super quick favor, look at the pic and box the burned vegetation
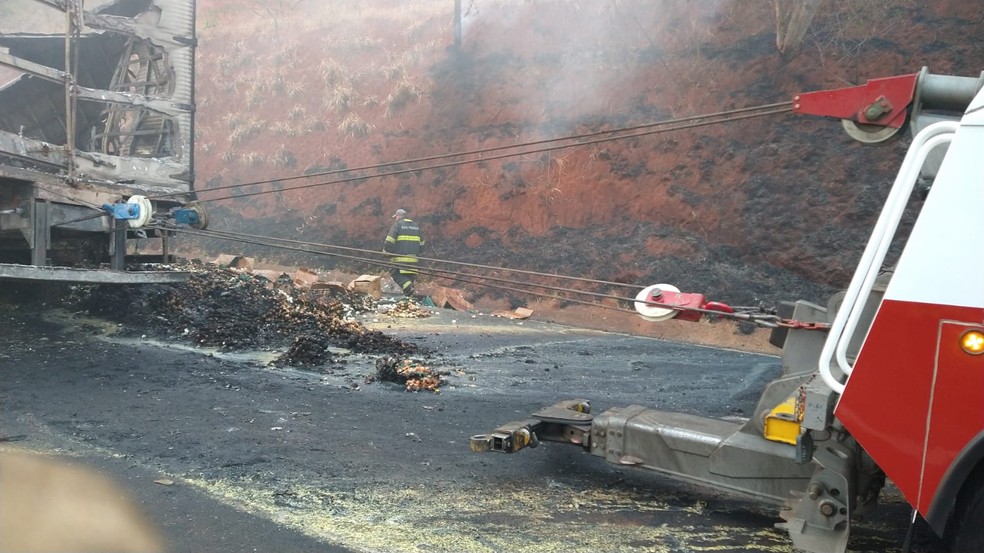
[65,264,439,389]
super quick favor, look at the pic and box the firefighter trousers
[390,269,416,297]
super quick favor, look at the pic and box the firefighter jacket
[384,217,424,274]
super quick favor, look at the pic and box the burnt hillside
[50,1,984,307]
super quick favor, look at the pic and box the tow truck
[471,68,984,553]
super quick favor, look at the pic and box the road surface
[0,299,940,552]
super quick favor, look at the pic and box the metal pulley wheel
[840,119,905,144]
[633,283,680,322]
[186,202,209,230]
[125,195,153,228]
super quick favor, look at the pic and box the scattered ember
[372,356,442,392]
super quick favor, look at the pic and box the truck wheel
[950,478,984,553]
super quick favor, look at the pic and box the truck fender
[926,429,984,536]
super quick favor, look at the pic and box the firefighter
[383,208,425,297]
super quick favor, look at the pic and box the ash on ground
[66,264,425,370]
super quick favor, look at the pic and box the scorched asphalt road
[0,300,941,553]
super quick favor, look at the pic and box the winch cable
[156,225,797,328]
[168,225,641,304]
[194,226,792,327]
[154,225,639,314]
[148,102,792,204]
[177,226,645,291]
[52,211,107,227]
[197,106,790,204]
[35,184,102,210]
[35,184,111,228]
[36,185,125,229]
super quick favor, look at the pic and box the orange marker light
[960,329,984,355]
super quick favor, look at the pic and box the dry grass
[245,83,266,108]
[221,52,250,74]
[287,105,306,121]
[222,113,243,130]
[273,145,296,168]
[304,117,327,132]
[270,121,299,137]
[313,2,447,32]
[336,35,383,51]
[228,118,267,145]
[242,152,264,167]
[212,53,232,73]
[286,82,305,100]
[275,42,300,65]
[217,75,247,95]
[337,113,374,138]
[553,155,569,176]
[319,58,347,87]
[385,79,422,116]
[380,63,405,81]
[267,75,286,93]
[323,84,359,113]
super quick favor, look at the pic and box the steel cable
[185,105,791,204]
[34,184,114,228]
[135,102,800,325]
[156,225,799,326]
[163,226,638,302]
[179,226,644,291]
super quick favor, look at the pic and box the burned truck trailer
[0,0,202,282]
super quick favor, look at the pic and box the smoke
[454,0,731,136]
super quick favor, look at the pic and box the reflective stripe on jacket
[384,218,424,273]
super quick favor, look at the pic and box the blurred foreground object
[0,450,162,553]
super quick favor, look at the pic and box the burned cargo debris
[69,265,423,368]
[371,356,443,393]
[382,298,434,319]
[273,334,346,370]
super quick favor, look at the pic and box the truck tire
[950,478,984,553]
